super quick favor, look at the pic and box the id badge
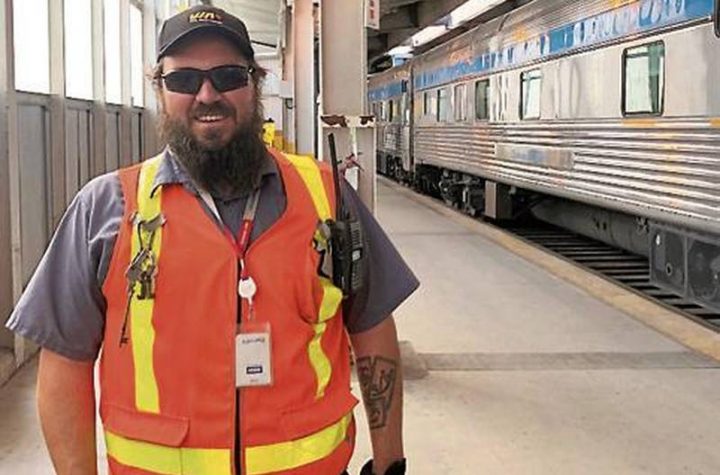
[236,321,273,387]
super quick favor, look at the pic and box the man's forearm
[350,316,404,474]
[38,349,98,475]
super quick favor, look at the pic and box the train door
[401,79,412,175]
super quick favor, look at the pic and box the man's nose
[195,77,221,103]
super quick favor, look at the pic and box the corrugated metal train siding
[415,120,720,230]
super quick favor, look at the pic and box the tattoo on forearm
[356,356,397,430]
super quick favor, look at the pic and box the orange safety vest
[99,150,358,475]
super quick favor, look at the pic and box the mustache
[192,102,234,119]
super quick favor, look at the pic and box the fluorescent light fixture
[451,0,506,26]
[411,25,449,47]
[388,45,414,56]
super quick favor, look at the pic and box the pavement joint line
[399,340,428,380]
[0,350,16,389]
[418,351,720,371]
[380,177,720,363]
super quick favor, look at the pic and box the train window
[424,91,437,118]
[14,0,50,93]
[65,0,94,100]
[437,88,450,122]
[475,79,490,121]
[105,0,122,104]
[521,69,542,120]
[623,42,665,116]
[454,84,467,122]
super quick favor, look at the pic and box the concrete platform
[3,181,720,474]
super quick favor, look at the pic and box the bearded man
[6,6,417,475]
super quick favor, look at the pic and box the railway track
[501,223,720,332]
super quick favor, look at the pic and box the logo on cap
[189,11,223,24]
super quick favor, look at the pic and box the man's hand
[37,349,98,475]
[350,316,404,475]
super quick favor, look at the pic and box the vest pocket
[102,403,233,475]
[101,403,190,446]
[280,390,358,441]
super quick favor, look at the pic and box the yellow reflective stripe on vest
[285,154,332,220]
[105,430,231,475]
[311,276,343,396]
[132,154,163,413]
[245,413,352,475]
[284,154,343,398]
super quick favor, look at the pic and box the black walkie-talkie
[327,133,364,296]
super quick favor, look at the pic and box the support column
[292,0,316,156]
[49,0,67,217]
[92,0,108,176]
[319,0,376,210]
[0,0,14,366]
[119,0,133,167]
[280,2,296,153]
[142,0,159,157]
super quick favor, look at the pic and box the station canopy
[211,0,529,64]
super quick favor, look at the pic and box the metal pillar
[49,0,68,216]
[280,2,296,153]
[319,0,376,210]
[92,0,108,177]
[142,0,159,158]
[0,0,14,363]
[119,0,133,167]
[4,0,24,367]
[292,0,316,156]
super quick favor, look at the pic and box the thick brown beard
[159,104,268,200]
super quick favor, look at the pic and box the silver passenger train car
[369,0,720,311]
[368,61,413,183]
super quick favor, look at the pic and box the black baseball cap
[157,5,255,62]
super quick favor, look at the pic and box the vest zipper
[235,259,242,474]
[235,388,241,474]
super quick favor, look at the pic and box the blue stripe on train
[410,0,714,92]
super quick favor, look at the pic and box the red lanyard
[222,190,261,265]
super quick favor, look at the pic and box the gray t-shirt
[5,150,419,361]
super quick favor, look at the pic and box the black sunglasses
[162,65,254,95]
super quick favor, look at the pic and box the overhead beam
[369,0,470,60]
[415,0,468,27]
[369,0,534,62]
[379,4,419,30]
[380,0,421,15]
[368,34,388,54]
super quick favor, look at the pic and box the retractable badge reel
[236,263,273,388]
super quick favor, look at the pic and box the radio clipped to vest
[323,133,365,297]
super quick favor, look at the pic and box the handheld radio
[326,133,365,297]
